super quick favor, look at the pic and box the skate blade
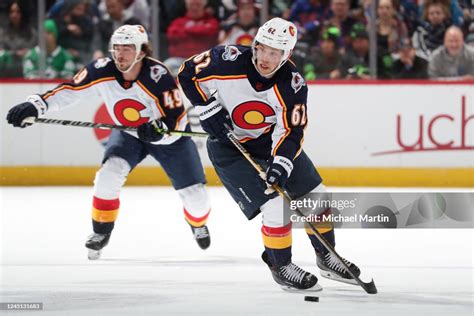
[280,283,323,293]
[320,270,358,285]
[88,249,102,260]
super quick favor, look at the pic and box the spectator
[93,0,141,58]
[399,0,420,35]
[0,49,15,78]
[392,39,428,78]
[373,0,408,54]
[412,1,451,60]
[219,0,259,46]
[166,0,219,61]
[324,0,358,50]
[289,0,332,43]
[466,33,474,47]
[270,0,294,19]
[97,0,150,29]
[54,0,94,65]
[122,0,150,29]
[339,23,393,79]
[418,0,464,27]
[428,25,474,78]
[23,19,76,79]
[303,26,343,79]
[0,0,37,77]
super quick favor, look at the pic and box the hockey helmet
[252,17,298,77]
[109,24,148,73]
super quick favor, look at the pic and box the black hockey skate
[85,233,111,260]
[190,225,210,250]
[262,251,322,292]
[317,251,361,285]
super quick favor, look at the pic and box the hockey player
[178,18,360,291]
[6,25,212,259]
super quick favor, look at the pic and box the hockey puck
[304,296,319,302]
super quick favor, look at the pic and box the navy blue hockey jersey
[178,45,308,160]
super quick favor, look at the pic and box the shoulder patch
[291,72,305,94]
[150,64,167,83]
[94,57,112,69]
[222,45,242,62]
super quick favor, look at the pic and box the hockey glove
[137,120,165,142]
[194,97,232,143]
[6,95,48,128]
[6,102,38,128]
[265,156,294,193]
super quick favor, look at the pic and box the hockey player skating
[178,17,360,291]
[6,25,212,259]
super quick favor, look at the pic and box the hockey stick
[22,117,209,138]
[224,124,377,294]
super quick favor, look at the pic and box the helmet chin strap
[114,51,145,74]
[251,55,287,79]
[251,43,292,78]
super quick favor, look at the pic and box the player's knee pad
[93,157,131,200]
[261,196,290,227]
[307,183,332,216]
[311,183,327,194]
[305,183,333,233]
[177,183,210,217]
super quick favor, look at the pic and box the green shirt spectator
[22,19,76,79]
[23,46,76,79]
[0,49,15,77]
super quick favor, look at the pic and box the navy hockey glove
[194,97,232,143]
[6,102,39,128]
[6,95,48,128]
[137,120,165,142]
[266,155,294,189]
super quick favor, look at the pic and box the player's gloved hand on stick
[137,120,165,142]
[6,102,39,128]
[194,97,232,143]
[265,156,294,194]
[6,95,47,128]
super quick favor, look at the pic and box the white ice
[1,186,473,315]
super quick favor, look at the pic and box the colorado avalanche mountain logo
[291,72,305,93]
[150,65,167,83]
[222,45,242,61]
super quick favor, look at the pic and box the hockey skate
[317,251,361,285]
[190,225,211,250]
[262,251,322,292]
[85,233,111,260]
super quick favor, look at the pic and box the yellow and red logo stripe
[184,208,210,227]
[92,197,119,223]
[261,223,292,249]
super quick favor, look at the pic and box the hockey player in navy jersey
[6,25,212,259]
[178,18,361,291]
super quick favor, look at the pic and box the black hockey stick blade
[362,279,377,294]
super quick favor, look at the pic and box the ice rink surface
[1,186,473,315]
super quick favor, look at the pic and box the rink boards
[0,80,473,187]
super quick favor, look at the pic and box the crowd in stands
[0,0,472,79]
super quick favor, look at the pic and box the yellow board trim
[0,167,473,187]
[262,233,292,249]
[92,208,119,223]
